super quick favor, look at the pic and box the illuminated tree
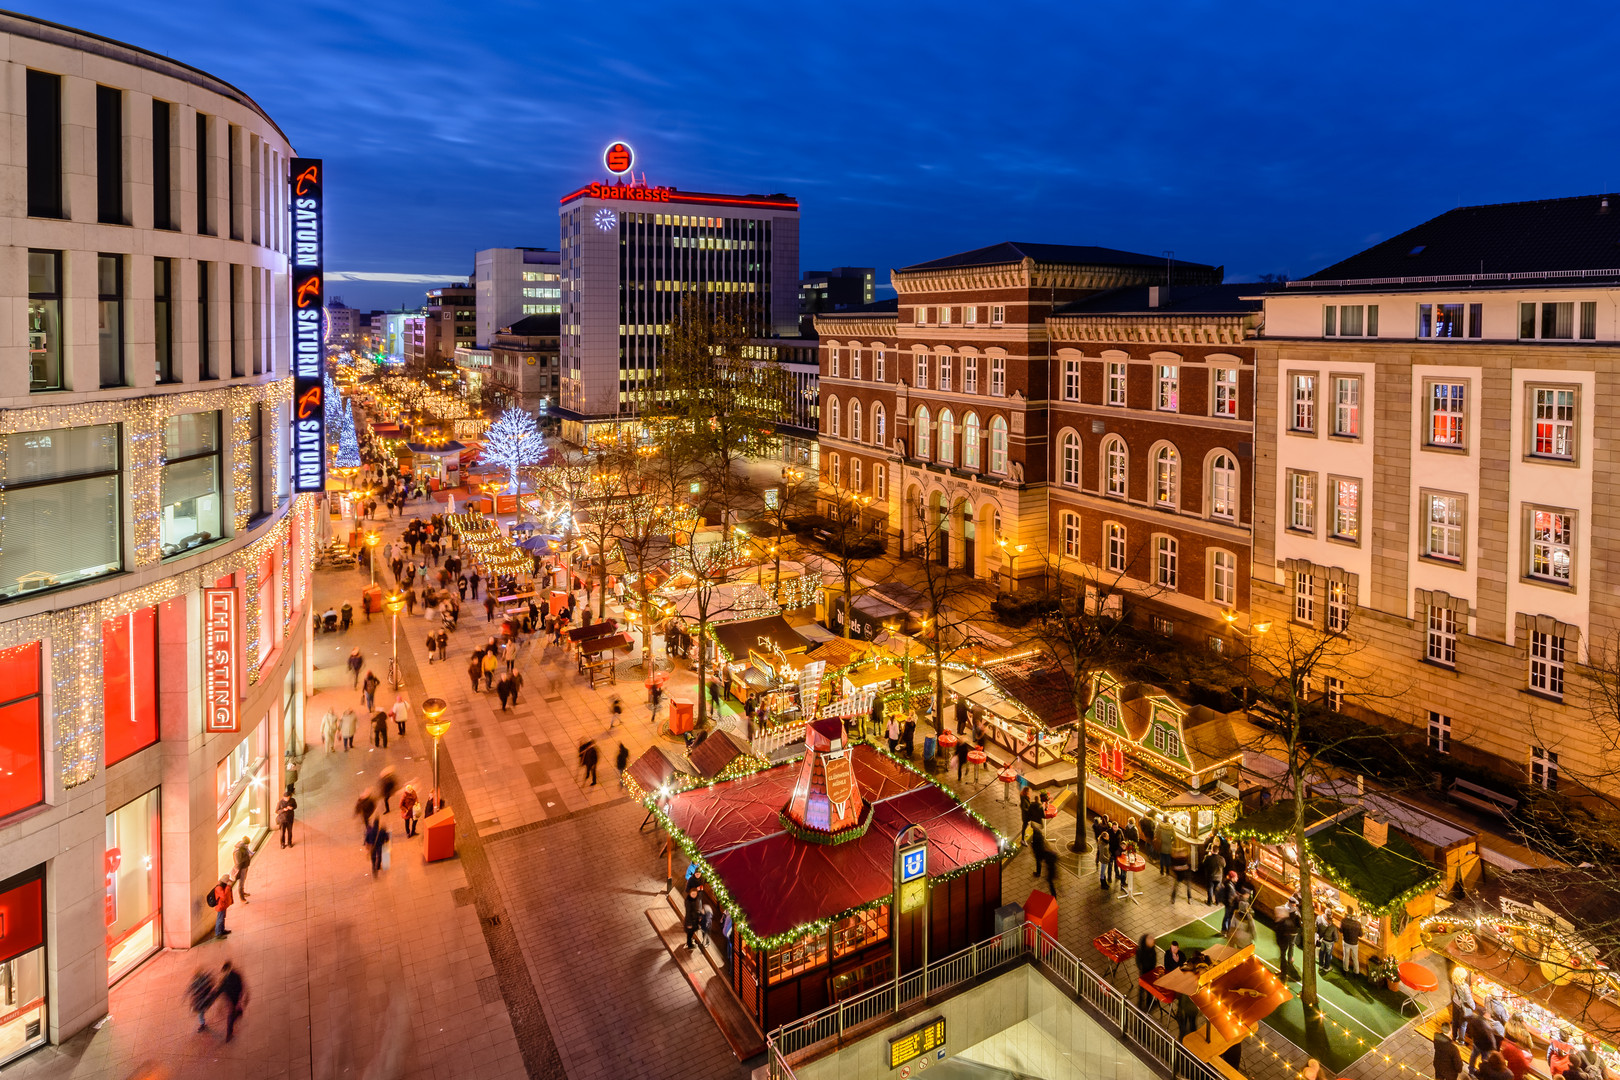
[478,407,546,517]
[335,400,361,469]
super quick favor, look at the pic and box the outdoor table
[967,746,987,783]
[1137,967,1175,1016]
[1043,800,1059,819]
[1116,851,1148,904]
[937,731,959,751]
[1398,960,1438,1015]
[1093,929,1136,978]
[997,764,1018,801]
[566,622,616,644]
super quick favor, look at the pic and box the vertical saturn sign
[290,158,325,492]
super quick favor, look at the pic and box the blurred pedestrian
[425,631,438,663]
[340,707,358,750]
[366,817,390,876]
[347,648,364,688]
[610,695,623,728]
[276,785,297,848]
[371,709,389,749]
[321,708,339,753]
[467,653,482,694]
[481,649,497,690]
[362,670,380,713]
[185,968,216,1032]
[582,739,599,786]
[615,742,630,787]
[399,785,419,838]
[232,836,253,902]
[207,961,248,1042]
[377,767,398,813]
[391,694,410,737]
[485,595,496,623]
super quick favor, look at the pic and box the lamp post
[385,590,405,688]
[1220,610,1271,689]
[997,537,1027,593]
[422,697,450,806]
[365,530,380,586]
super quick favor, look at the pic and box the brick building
[1044,285,1262,646]
[1255,194,1620,796]
[814,243,1220,586]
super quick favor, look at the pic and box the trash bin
[1025,889,1058,948]
[363,584,383,614]
[994,901,1024,936]
[424,806,456,862]
[668,699,694,735]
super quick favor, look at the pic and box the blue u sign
[901,846,927,883]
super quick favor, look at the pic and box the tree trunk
[1291,743,1319,1014]
[1071,683,1091,854]
[842,571,854,640]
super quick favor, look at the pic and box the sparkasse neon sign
[587,180,673,202]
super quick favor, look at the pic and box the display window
[0,643,44,820]
[105,788,161,983]
[103,607,159,766]
[0,868,46,1066]
[216,723,269,877]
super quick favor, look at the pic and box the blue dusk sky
[38,0,1620,311]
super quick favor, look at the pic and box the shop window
[216,723,269,877]
[0,643,44,819]
[831,903,889,957]
[27,250,63,392]
[0,425,122,596]
[105,788,162,984]
[766,931,829,983]
[103,607,159,766]
[0,867,46,1066]
[161,411,222,557]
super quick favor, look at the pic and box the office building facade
[473,247,560,349]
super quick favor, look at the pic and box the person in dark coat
[1163,941,1186,973]
[1478,1053,1514,1080]
[1434,1033,1465,1080]
[1028,827,1058,893]
[1276,904,1302,979]
[276,786,297,848]
[954,696,969,735]
[615,742,630,787]
[1134,934,1159,1010]
[954,738,970,779]
[581,739,599,786]
[684,875,706,949]
[1316,912,1339,973]
[1468,1006,1502,1074]
[371,709,389,749]
[1204,849,1226,904]
[208,961,248,1042]
[186,968,216,1032]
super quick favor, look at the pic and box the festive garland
[1226,817,1440,917]
[777,802,875,846]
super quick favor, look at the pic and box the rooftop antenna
[1163,250,1174,287]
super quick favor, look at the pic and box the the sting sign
[203,587,239,733]
[289,158,325,493]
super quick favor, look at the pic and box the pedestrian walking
[482,649,498,690]
[582,739,600,786]
[340,707,358,750]
[425,632,438,663]
[615,742,630,787]
[366,818,390,877]
[1028,826,1058,893]
[276,785,297,848]
[207,873,233,937]
[684,875,705,950]
[321,708,339,753]
[503,638,517,674]
[1340,911,1364,975]
[185,968,216,1032]
[436,628,448,659]
[458,575,468,600]
[371,709,389,749]
[347,648,364,688]
[400,785,419,838]
[1434,1032,1465,1080]
[609,695,623,728]
[208,961,248,1042]
[391,693,410,737]
[496,673,514,710]
[485,595,496,623]
[232,836,253,901]
[362,670,380,713]
[469,570,481,598]
[377,767,398,813]
[954,738,970,780]
[467,654,482,694]
[886,715,901,754]
[1135,934,1159,1010]
[1276,903,1302,981]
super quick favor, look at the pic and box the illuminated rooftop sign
[604,141,634,175]
[560,180,798,211]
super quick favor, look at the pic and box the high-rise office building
[473,247,561,349]
[799,266,875,332]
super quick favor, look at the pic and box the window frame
[826,394,840,438]
[1105,522,1126,573]
[1060,432,1080,488]
[1325,579,1350,633]
[1106,360,1127,407]
[160,410,224,558]
[1294,572,1315,624]
[963,354,977,394]
[1286,470,1316,534]
[0,424,124,596]
[988,416,1008,475]
[1156,364,1179,412]
[1289,372,1316,434]
[937,352,952,392]
[990,356,1006,397]
[1428,711,1451,755]
[991,305,1005,325]
[1155,534,1178,589]
[1426,605,1458,666]
[1527,384,1579,463]
[0,642,45,819]
[1209,453,1237,522]
[1061,512,1080,558]
[1329,475,1361,544]
[1421,490,1466,565]
[1153,445,1179,509]
[962,413,980,470]
[872,403,886,448]
[1330,374,1361,438]
[27,248,64,393]
[1425,379,1468,450]
[1210,548,1237,607]
[1525,505,1575,586]
[914,352,928,389]
[874,350,886,382]
[1062,357,1081,402]
[937,409,955,465]
[914,406,931,459]
[1528,632,1566,699]
[1212,367,1239,417]
[1104,438,1127,498]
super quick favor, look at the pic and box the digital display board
[889,1016,946,1070]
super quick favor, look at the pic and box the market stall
[708,614,814,711]
[1082,671,1247,844]
[1231,798,1443,963]
[579,632,632,687]
[941,654,1078,770]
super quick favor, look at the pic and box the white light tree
[335,400,361,469]
[477,407,546,520]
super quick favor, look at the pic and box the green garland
[1225,820,1440,917]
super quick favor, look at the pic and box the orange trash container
[1024,889,1058,949]
[423,807,457,862]
[668,699,694,735]
[363,584,383,614]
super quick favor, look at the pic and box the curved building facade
[0,13,316,1062]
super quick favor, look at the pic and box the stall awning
[1236,800,1442,913]
[710,615,812,664]
[579,633,633,656]
[689,730,753,780]
[980,655,1077,729]
[627,745,698,797]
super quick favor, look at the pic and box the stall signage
[289,157,326,493]
[203,587,239,733]
[824,750,854,810]
[890,1016,946,1070]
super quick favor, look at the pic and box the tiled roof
[983,655,1077,729]
[900,242,1215,275]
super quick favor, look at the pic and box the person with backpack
[207,873,233,937]
[362,670,381,713]
[185,968,216,1033]
[276,785,297,848]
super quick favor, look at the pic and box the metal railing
[1286,266,1620,288]
[765,926,1224,1080]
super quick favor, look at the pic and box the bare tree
[818,486,889,640]
[750,464,818,600]
[906,503,989,727]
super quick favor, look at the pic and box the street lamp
[997,536,1027,593]
[422,697,450,806]
[385,590,406,688]
[365,530,381,586]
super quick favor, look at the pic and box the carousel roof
[662,743,1002,941]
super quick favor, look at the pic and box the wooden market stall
[1232,798,1443,964]
[579,632,632,686]
[939,654,1080,772]
[1082,671,1247,844]
[708,614,814,713]
[648,718,1006,1032]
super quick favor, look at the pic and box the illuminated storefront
[0,868,46,1066]
[105,789,161,984]
[217,723,270,876]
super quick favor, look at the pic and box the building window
[0,425,122,596]
[828,348,839,378]
[1425,605,1458,666]
[1324,676,1344,712]
[246,405,265,519]
[939,306,952,326]
[1150,615,1174,637]
[914,407,930,459]
[1326,580,1349,633]
[848,400,861,442]
[1528,508,1573,584]
[829,454,841,488]
[1156,536,1178,588]
[1580,301,1597,340]
[1062,512,1080,557]
[1424,493,1464,561]
[914,306,925,326]
[0,643,44,818]
[103,606,159,765]
[1325,304,1378,337]
[1105,523,1126,573]
[1294,573,1315,623]
[195,112,211,235]
[992,305,1005,325]
[989,416,1008,474]
[874,350,885,381]
[1105,439,1127,497]
[1211,549,1237,607]
[1541,302,1574,340]
[1210,454,1237,520]
[938,353,952,392]
[161,412,223,557]
[1213,367,1238,417]
[1418,303,1467,338]
[962,413,980,470]
[1428,382,1466,447]
[914,352,928,389]
[1331,478,1360,542]
[26,69,63,219]
[937,410,955,465]
[1107,361,1127,406]
[872,404,886,448]
[1153,446,1178,508]
[964,306,978,325]
[96,85,125,225]
[851,458,861,492]
[98,255,126,388]
[1061,433,1080,487]
[1530,746,1558,789]
[850,349,861,380]
[873,466,885,501]
[826,395,840,437]
[1428,711,1451,755]
[1291,374,1316,433]
[1332,376,1360,437]
[1530,386,1576,459]
[1063,358,1081,401]
[199,262,215,379]
[105,786,163,984]
[990,356,1006,397]
[964,355,977,394]
[1528,632,1565,697]
[1156,365,1179,411]
[27,250,63,392]
[154,258,176,383]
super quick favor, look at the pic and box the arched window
[1210,453,1237,520]
[1105,523,1126,572]
[915,406,931,458]
[963,413,981,469]
[1156,535,1178,588]
[1061,511,1080,557]
[989,416,1008,474]
[1154,445,1179,508]
[873,403,886,448]
[938,409,955,464]
[1105,438,1127,497]
[1211,549,1237,606]
[848,399,862,443]
[1061,432,1080,487]
[827,395,840,438]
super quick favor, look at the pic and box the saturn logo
[604,141,634,175]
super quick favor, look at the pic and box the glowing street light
[365,531,380,586]
[385,590,406,688]
[422,697,451,805]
